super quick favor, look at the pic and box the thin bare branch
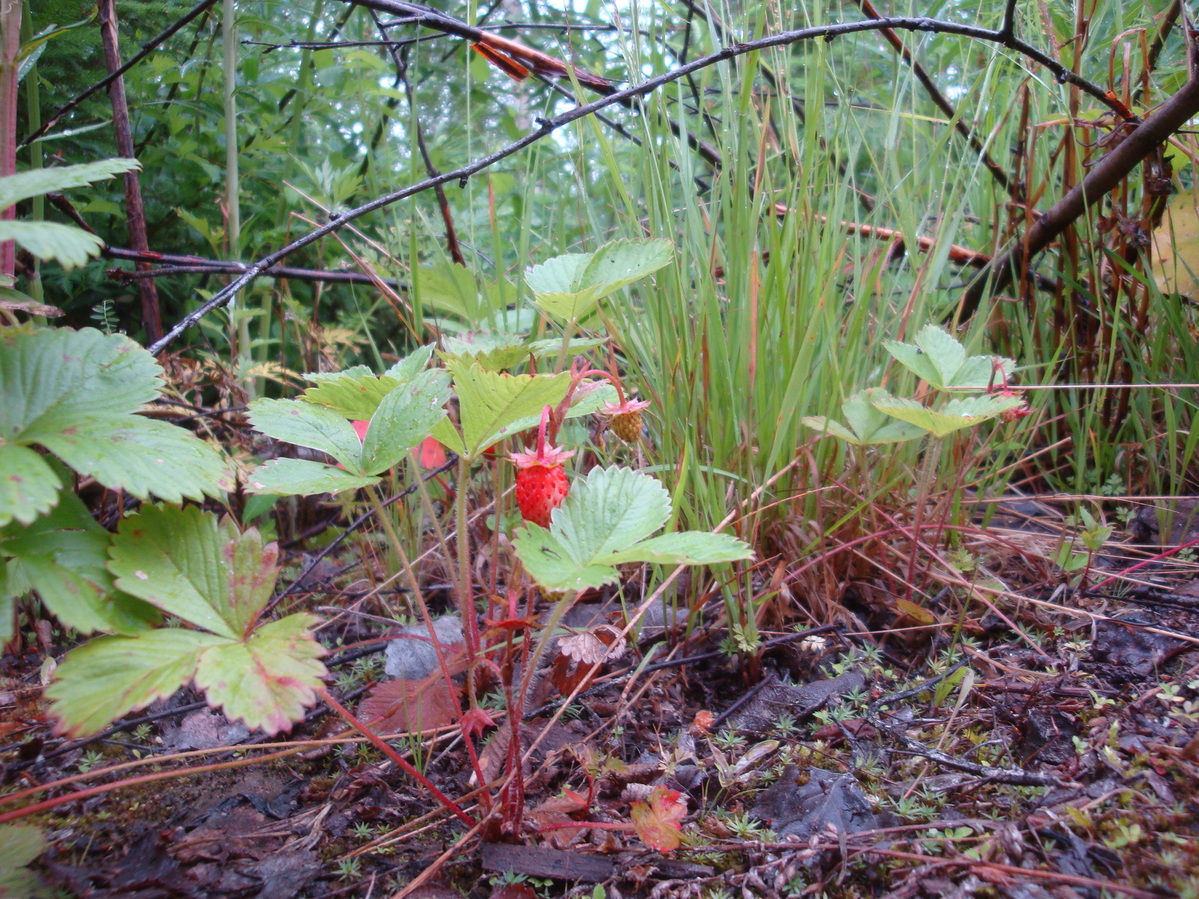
[148,13,1156,355]
[103,246,402,289]
[21,0,218,148]
[960,39,1199,318]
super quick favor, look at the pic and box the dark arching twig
[959,34,1199,319]
[370,8,464,265]
[20,0,219,148]
[147,14,1160,356]
[856,0,1011,194]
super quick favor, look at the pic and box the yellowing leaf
[630,786,687,852]
[193,614,327,736]
[1153,193,1199,299]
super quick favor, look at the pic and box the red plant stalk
[320,687,476,828]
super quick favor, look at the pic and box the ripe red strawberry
[512,457,571,527]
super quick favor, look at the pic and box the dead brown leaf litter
[4,503,1199,898]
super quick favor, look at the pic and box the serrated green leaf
[513,467,752,590]
[802,389,925,446]
[193,613,326,736]
[304,364,376,382]
[248,398,364,469]
[0,158,140,208]
[246,458,381,496]
[512,524,624,591]
[383,344,435,381]
[46,628,222,738]
[361,369,451,474]
[108,505,278,639]
[870,390,1025,437]
[436,333,606,371]
[553,466,672,564]
[530,287,604,323]
[0,220,103,268]
[300,374,401,419]
[577,238,674,299]
[429,416,466,456]
[2,492,158,636]
[0,328,227,506]
[884,325,1014,390]
[528,240,673,323]
[1,328,159,437]
[37,416,230,505]
[800,415,861,443]
[0,444,61,526]
[525,252,591,295]
[602,531,751,566]
[447,359,572,457]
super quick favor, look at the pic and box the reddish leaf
[630,787,687,852]
[358,675,460,734]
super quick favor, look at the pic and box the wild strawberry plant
[45,504,327,737]
[803,325,1029,444]
[239,238,751,835]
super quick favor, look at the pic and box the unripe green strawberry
[610,409,644,443]
[601,397,651,444]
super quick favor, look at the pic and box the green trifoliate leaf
[0,158,140,208]
[107,505,277,639]
[361,369,451,474]
[246,458,380,496]
[869,389,1026,437]
[47,506,329,737]
[801,389,924,446]
[514,466,752,591]
[447,359,572,458]
[46,628,223,738]
[527,239,673,323]
[193,613,326,736]
[248,398,364,470]
[883,324,1014,390]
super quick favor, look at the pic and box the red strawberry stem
[542,359,629,445]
